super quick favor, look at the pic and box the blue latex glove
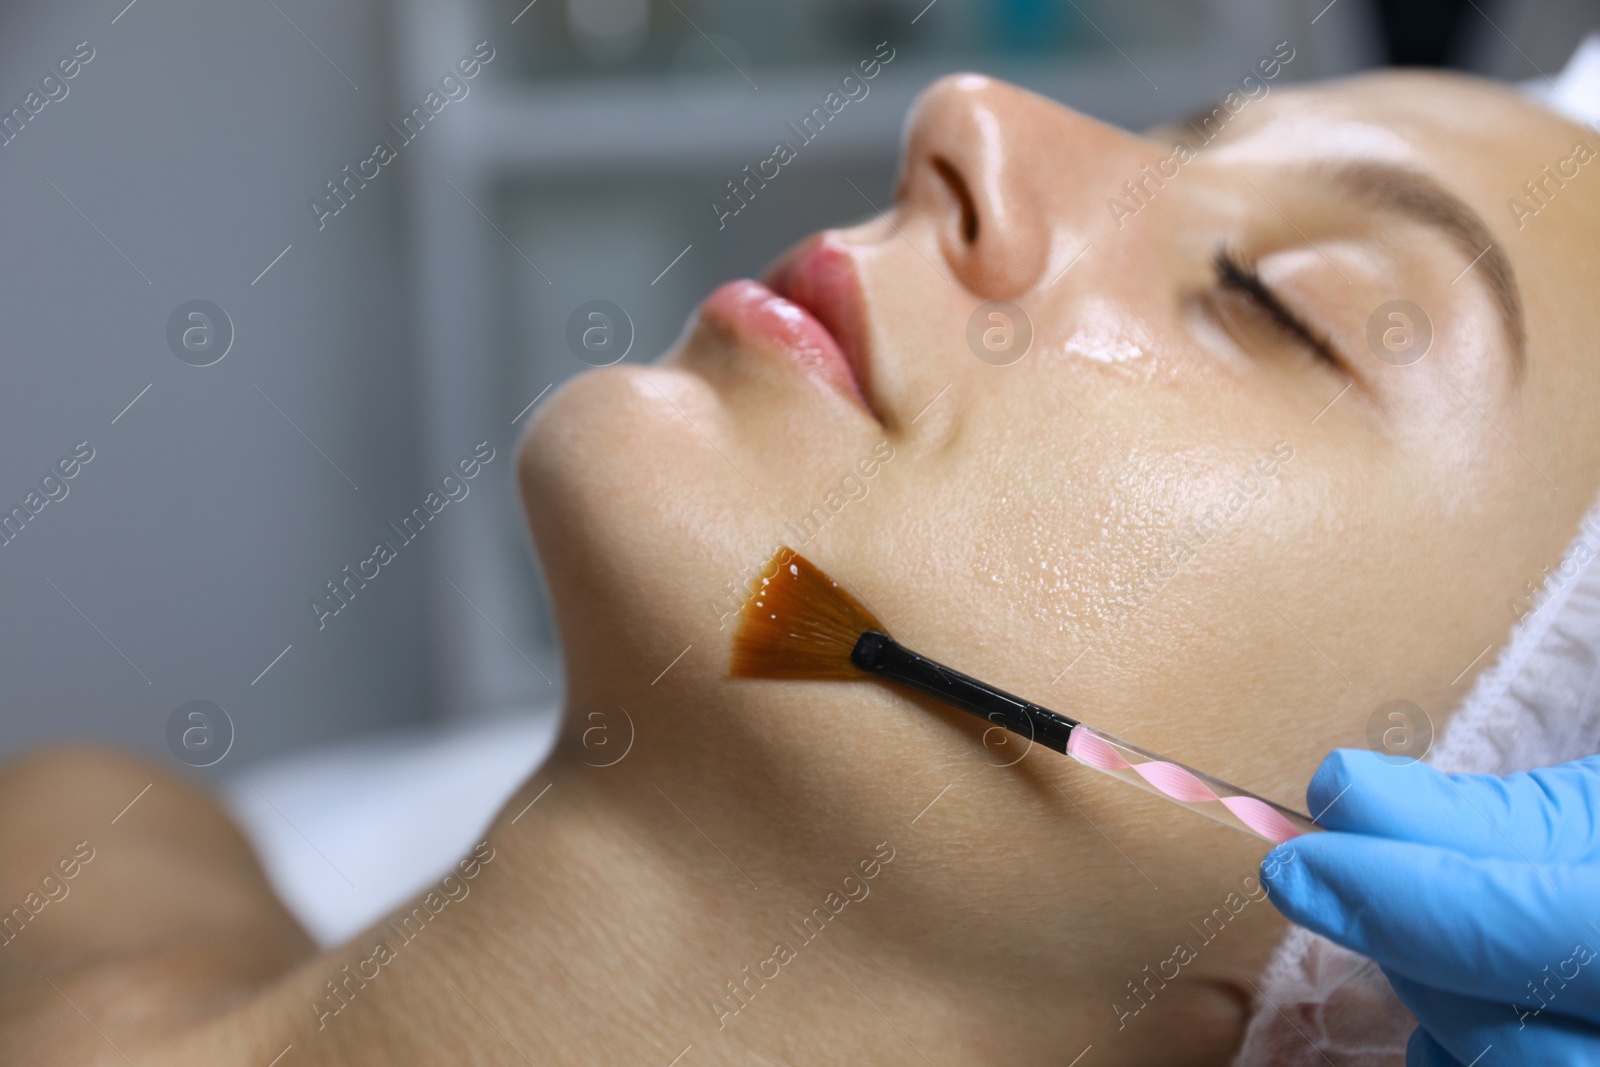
[1261,749,1600,1067]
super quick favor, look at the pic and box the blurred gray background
[0,0,1591,777]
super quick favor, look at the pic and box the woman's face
[519,66,1600,972]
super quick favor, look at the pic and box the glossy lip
[766,235,874,407]
[701,280,870,413]
[696,234,880,421]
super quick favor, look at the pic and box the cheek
[865,364,1322,730]
[966,444,1176,643]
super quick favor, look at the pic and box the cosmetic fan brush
[729,548,1318,844]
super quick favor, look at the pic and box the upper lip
[765,235,875,413]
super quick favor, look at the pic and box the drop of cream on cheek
[1052,297,1155,369]
[1062,323,1145,364]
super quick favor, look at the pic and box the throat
[234,741,1254,1067]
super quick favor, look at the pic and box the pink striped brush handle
[1066,726,1319,844]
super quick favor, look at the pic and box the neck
[215,707,1257,1066]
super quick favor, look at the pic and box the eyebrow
[1321,161,1526,374]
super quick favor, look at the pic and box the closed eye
[1212,246,1341,370]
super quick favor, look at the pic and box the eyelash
[1211,246,1341,369]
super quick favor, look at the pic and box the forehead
[1189,72,1572,178]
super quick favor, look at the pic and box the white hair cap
[1233,35,1600,1066]
[1524,33,1600,127]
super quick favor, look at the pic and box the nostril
[930,155,979,244]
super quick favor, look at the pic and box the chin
[516,362,752,692]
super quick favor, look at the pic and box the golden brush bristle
[728,548,884,680]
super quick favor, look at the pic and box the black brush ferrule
[851,631,1077,755]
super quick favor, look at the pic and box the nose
[897,74,1145,300]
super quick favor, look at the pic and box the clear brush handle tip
[1066,725,1318,844]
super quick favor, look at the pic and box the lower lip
[701,280,867,409]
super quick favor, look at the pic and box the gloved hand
[1261,748,1600,1067]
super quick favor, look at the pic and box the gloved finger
[1307,749,1600,859]
[1306,749,1600,861]
[1406,1028,1461,1067]
[1390,971,1600,1067]
[1264,831,1600,1015]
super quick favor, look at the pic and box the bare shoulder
[0,745,313,1065]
